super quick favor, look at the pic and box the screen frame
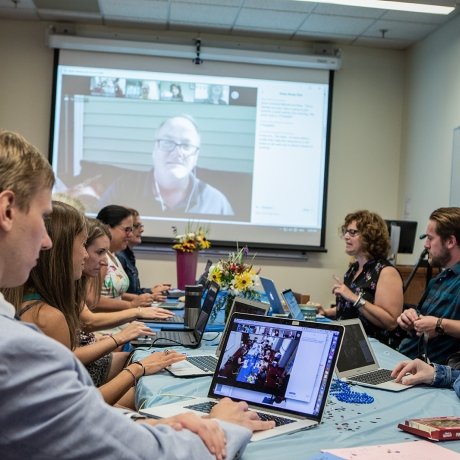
[48,49,335,255]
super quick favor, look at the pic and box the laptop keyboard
[185,401,296,427]
[187,355,218,372]
[161,315,183,323]
[350,368,394,385]
[156,331,195,343]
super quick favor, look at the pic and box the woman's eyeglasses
[342,228,360,237]
[118,225,133,234]
[133,223,144,230]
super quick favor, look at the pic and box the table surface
[133,336,460,459]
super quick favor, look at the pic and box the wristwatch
[435,317,445,335]
[353,292,366,310]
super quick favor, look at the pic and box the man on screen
[99,114,234,216]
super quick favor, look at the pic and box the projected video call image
[217,324,300,404]
[51,59,331,249]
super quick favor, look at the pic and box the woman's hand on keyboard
[209,397,276,433]
[114,321,155,345]
[140,349,186,375]
[138,306,174,320]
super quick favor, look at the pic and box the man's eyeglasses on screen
[156,139,199,157]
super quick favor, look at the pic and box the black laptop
[131,281,220,349]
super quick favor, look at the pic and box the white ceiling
[0,0,459,50]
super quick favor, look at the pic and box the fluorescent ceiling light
[295,0,455,14]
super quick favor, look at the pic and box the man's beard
[429,245,451,268]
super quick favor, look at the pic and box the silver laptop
[131,282,219,349]
[335,318,412,392]
[167,297,269,378]
[260,277,286,315]
[140,312,344,442]
[281,289,304,321]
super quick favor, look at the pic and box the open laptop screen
[209,314,343,421]
[336,321,376,373]
[193,281,220,339]
[281,289,304,321]
[260,277,285,315]
[216,297,269,356]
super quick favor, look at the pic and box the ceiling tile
[236,7,307,29]
[364,19,437,40]
[100,0,169,20]
[176,0,241,5]
[34,0,100,13]
[244,0,316,13]
[299,13,375,35]
[170,3,240,26]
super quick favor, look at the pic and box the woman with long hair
[7,201,184,408]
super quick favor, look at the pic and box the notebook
[140,312,344,442]
[335,318,412,392]
[281,289,304,321]
[131,281,219,349]
[260,277,286,315]
[167,297,270,377]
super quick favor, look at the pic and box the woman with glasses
[117,207,171,299]
[320,210,403,344]
[94,205,173,320]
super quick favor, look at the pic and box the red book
[398,416,460,441]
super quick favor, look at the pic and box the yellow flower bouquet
[208,246,261,320]
[172,223,211,252]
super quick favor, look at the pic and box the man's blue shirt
[399,262,460,364]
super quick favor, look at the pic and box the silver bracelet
[353,292,363,307]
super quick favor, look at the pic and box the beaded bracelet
[122,367,137,387]
[108,335,119,349]
[132,361,146,376]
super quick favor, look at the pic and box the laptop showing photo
[140,312,344,442]
[215,297,269,357]
[281,289,304,321]
[335,318,412,392]
[167,297,270,378]
[260,277,286,315]
[131,281,219,349]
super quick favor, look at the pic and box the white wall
[401,13,460,254]
[0,21,54,153]
[0,19,406,307]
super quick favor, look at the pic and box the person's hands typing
[391,358,434,386]
[113,321,155,345]
[139,306,174,320]
[152,283,172,302]
[209,397,275,434]
[140,349,186,375]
